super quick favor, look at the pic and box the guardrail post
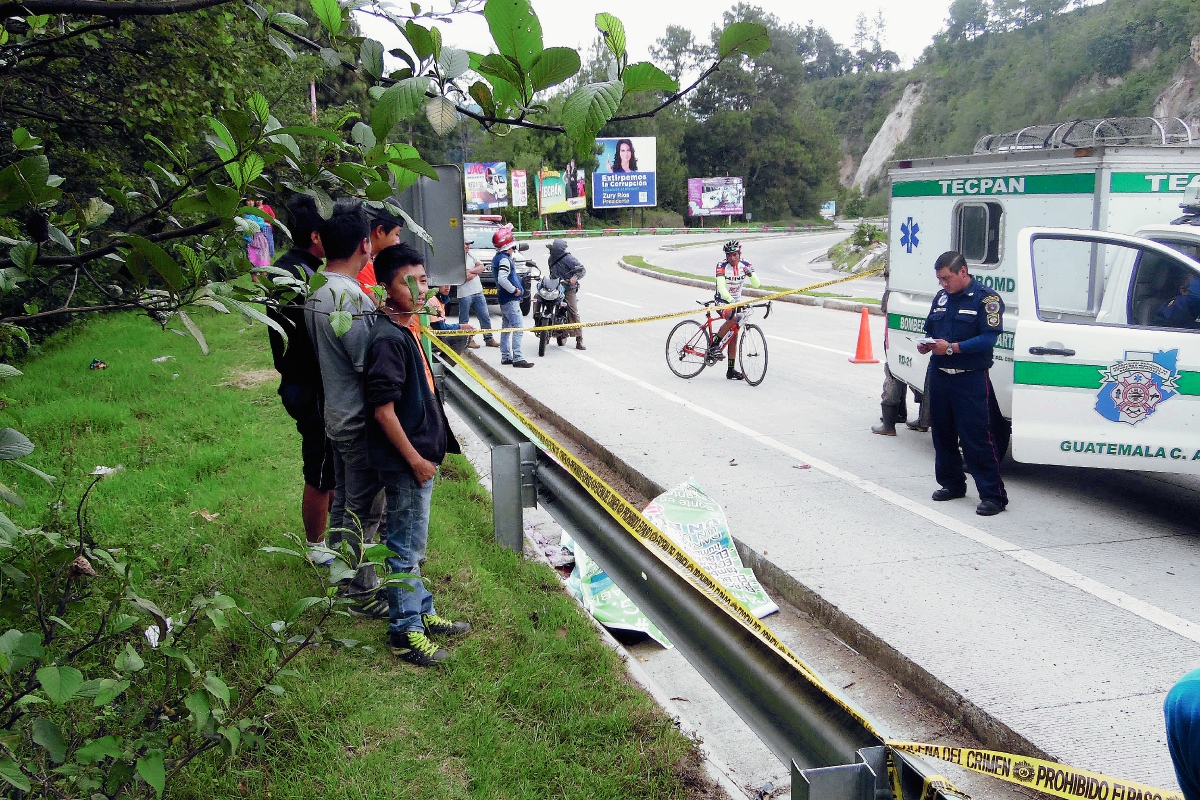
[793,760,876,800]
[490,442,538,552]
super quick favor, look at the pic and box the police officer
[917,251,1009,516]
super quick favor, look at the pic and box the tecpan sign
[892,173,1096,197]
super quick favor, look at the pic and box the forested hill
[821,0,1200,203]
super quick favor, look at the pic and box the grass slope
[8,311,714,799]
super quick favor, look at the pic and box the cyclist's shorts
[715,295,746,322]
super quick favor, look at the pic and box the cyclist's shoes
[422,613,471,637]
[726,368,744,381]
[390,630,449,666]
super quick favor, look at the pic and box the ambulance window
[1128,248,1200,329]
[954,203,1002,265]
[1147,238,1200,262]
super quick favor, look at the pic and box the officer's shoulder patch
[984,295,1001,314]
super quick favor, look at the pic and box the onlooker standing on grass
[491,224,532,369]
[365,243,471,666]
[304,200,388,618]
[1166,668,1200,800]
[548,238,587,351]
[266,195,337,566]
[459,240,496,349]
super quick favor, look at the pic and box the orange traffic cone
[848,307,879,364]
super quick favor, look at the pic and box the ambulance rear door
[1011,227,1200,472]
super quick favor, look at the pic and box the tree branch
[609,62,719,122]
[0,0,234,17]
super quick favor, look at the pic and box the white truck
[883,120,1200,472]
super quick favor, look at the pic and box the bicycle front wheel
[738,324,768,386]
[665,320,709,379]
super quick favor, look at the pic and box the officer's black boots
[976,500,1005,516]
[931,487,967,501]
[872,405,899,436]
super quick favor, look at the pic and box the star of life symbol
[1094,349,1180,426]
[901,217,919,253]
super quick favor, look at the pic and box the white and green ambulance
[884,144,1200,472]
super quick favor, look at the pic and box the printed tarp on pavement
[564,479,778,647]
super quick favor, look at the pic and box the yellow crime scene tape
[424,272,1185,800]
[430,267,886,336]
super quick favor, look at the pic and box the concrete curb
[616,259,885,318]
[467,350,1052,763]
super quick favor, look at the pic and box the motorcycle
[530,264,571,357]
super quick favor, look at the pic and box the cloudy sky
[356,0,952,71]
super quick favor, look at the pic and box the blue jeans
[499,301,523,361]
[458,292,493,342]
[381,469,436,634]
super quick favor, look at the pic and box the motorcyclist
[548,238,587,350]
[711,240,761,380]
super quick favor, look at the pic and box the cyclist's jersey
[715,258,754,301]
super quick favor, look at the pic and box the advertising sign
[687,176,744,217]
[537,164,586,215]
[511,169,528,208]
[821,200,837,219]
[464,161,508,210]
[593,137,657,209]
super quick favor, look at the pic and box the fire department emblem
[1094,349,1180,426]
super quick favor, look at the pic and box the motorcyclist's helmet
[492,224,516,250]
[723,240,741,254]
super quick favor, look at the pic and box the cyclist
[710,240,761,380]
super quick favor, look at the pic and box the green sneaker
[389,630,449,667]
[422,613,471,637]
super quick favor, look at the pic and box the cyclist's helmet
[492,224,516,250]
[723,240,741,254]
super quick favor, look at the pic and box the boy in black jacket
[365,243,471,667]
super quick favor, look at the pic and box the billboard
[464,161,508,210]
[537,164,586,215]
[593,137,657,209]
[687,177,744,217]
[511,169,528,208]
[820,200,836,219]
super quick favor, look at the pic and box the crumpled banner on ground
[643,479,778,618]
[562,531,673,648]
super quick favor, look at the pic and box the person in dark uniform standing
[917,251,1009,516]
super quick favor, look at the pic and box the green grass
[8,311,712,799]
[622,255,879,305]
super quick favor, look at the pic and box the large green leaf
[404,20,434,61]
[122,235,184,294]
[484,0,542,71]
[425,96,459,136]
[529,47,581,93]
[476,54,522,88]
[621,62,678,94]
[75,736,122,765]
[137,751,165,798]
[36,666,84,704]
[31,718,66,763]
[309,0,343,36]
[359,38,385,79]
[0,429,33,461]
[718,21,771,58]
[371,77,432,142]
[561,81,624,145]
[438,46,470,79]
[594,13,626,62]
[469,81,495,116]
[0,759,29,792]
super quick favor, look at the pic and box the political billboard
[511,169,528,208]
[464,161,508,210]
[687,177,744,217]
[537,164,586,215]
[593,137,657,209]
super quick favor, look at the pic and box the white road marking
[766,334,853,357]
[584,292,641,308]
[569,350,1200,645]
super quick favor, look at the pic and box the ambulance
[883,118,1200,472]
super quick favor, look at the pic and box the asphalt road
[459,231,1200,792]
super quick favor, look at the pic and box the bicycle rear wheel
[665,320,709,379]
[738,324,768,386]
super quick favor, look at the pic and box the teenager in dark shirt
[267,195,337,563]
[365,243,470,666]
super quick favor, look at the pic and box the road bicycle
[664,300,771,385]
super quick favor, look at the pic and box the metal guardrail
[434,356,962,800]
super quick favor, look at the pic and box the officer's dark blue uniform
[924,277,1008,509]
